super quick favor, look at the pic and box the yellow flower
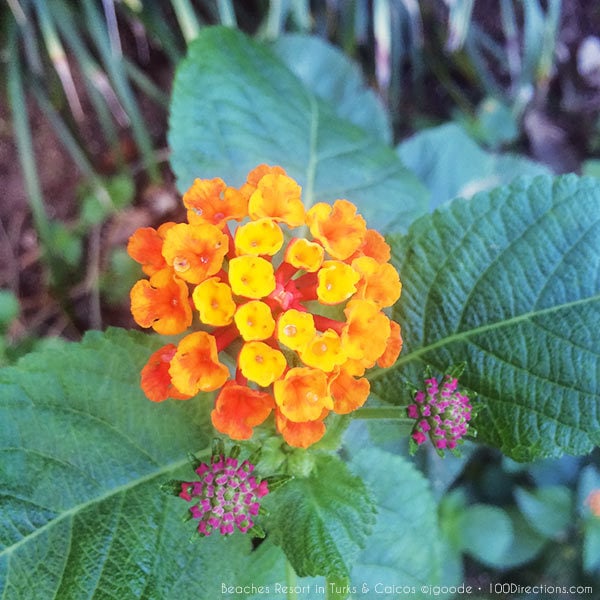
[284,238,324,272]
[317,260,360,304]
[234,301,275,341]
[299,329,346,372]
[238,341,287,387]
[229,255,276,298]
[235,218,284,256]
[192,277,236,326]
[276,309,316,351]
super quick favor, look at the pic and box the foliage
[2,5,600,600]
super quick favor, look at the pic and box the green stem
[170,0,200,43]
[352,407,411,421]
[285,558,298,600]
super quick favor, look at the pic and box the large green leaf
[371,174,600,461]
[264,454,376,579]
[0,329,289,599]
[168,26,427,233]
[272,34,391,143]
[349,447,441,599]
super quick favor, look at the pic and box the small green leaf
[169,26,427,233]
[397,123,550,210]
[372,175,600,461]
[0,290,19,330]
[583,517,600,574]
[264,453,376,579]
[47,221,82,267]
[514,485,573,538]
[457,504,514,566]
[494,508,548,569]
[100,248,143,305]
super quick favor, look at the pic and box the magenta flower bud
[179,454,269,537]
[407,374,474,456]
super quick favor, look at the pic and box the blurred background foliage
[1,1,599,594]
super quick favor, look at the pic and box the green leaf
[397,123,550,210]
[0,290,19,330]
[457,504,514,566]
[168,26,427,233]
[371,175,600,461]
[493,508,548,569]
[264,453,376,579]
[0,328,283,598]
[514,485,573,538]
[350,448,441,597]
[583,517,600,574]
[272,34,392,143]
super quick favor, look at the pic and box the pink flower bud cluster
[407,374,472,453]
[179,455,269,536]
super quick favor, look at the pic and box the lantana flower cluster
[128,164,403,448]
[407,374,473,455]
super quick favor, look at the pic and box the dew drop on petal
[283,325,297,337]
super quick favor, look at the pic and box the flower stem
[352,407,412,421]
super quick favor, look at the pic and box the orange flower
[349,229,391,263]
[169,331,229,396]
[329,368,370,414]
[306,199,367,260]
[239,164,287,201]
[274,367,333,422]
[130,268,192,335]
[378,320,403,368]
[140,344,192,402]
[127,223,175,276]
[352,256,402,308]
[183,177,247,228]
[342,299,390,363]
[248,173,305,227]
[161,223,229,284]
[211,382,274,439]
[275,410,326,448]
